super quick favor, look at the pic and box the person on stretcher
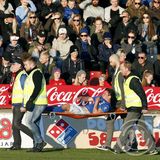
[61,88,113,114]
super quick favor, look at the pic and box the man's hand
[142,109,148,114]
[20,107,26,112]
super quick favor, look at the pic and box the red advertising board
[0,84,160,110]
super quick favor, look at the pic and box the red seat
[90,71,102,80]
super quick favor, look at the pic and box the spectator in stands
[104,0,124,35]
[98,32,118,74]
[49,67,66,85]
[132,52,154,79]
[73,69,87,85]
[148,0,160,26]
[90,17,109,50]
[9,57,33,150]
[56,0,68,16]
[63,0,80,24]
[5,34,23,59]
[79,0,105,21]
[154,54,160,86]
[142,70,155,87]
[116,48,126,64]
[50,26,73,68]
[68,14,85,43]
[20,11,43,44]
[121,30,142,63]
[38,50,55,84]
[44,12,64,42]
[15,0,37,27]
[75,28,98,71]
[0,0,14,18]
[113,10,137,44]
[62,44,84,84]
[138,12,158,63]
[0,13,18,46]
[126,0,147,24]
[61,88,112,114]
[37,0,57,24]
[0,52,12,84]
[28,30,51,58]
[0,35,4,58]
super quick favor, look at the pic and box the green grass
[0,149,159,160]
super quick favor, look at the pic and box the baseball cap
[69,45,79,53]
[11,57,23,66]
[58,28,67,35]
[38,30,46,37]
[4,13,14,19]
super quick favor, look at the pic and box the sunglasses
[80,34,88,37]
[154,1,160,3]
[73,19,80,22]
[135,2,141,5]
[54,17,61,20]
[30,16,36,19]
[138,56,145,59]
[128,36,135,39]
[143,16,149,19]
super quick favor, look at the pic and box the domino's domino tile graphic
[48,119,78,146]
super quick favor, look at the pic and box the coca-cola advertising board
[0,84,160,110]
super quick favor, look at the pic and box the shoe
[7,146,21,150]
[113,149,122,154]
[27,147,41,152]
[96,145,111,151]
[148,149,159,155]
[36,141,47,151]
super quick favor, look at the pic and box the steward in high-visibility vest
[12,70,27,104]
[124,75,142,108]
[23,68,48,108]
[10,57,33,150]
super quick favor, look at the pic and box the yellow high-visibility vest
[12,70,27,104]
[114,70,122,101]
[124,76,142,108]
[23,68,48,107]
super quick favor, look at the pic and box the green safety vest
[23,68,48,107]
[124,76,142,108]
[12,70,27,104]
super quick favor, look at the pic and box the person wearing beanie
[98,31,119,74]
[62,44,85,84]
[49,67,66,85]
[75,27,98,71]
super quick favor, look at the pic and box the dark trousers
[114,112,156,151]
[12,106,33,147]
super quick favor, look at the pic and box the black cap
[4,13,14,19]
[69,45,79,53]
[38,30,46,37]
[11,57,23,66]
[2,52,12,62]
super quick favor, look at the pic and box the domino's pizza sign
[48,119,78,146]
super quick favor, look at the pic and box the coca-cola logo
[0,86,9,105]
[47,86,105,106]
[145,88,160,108]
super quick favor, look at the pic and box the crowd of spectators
[0,0,160,86]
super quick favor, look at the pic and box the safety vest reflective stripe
[124,76,142,108]
[23,68,48,107]
[114,70,122,101]
[12,70,27,104]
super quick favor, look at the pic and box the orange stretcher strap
[51,108,127,119]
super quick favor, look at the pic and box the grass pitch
[0,148,159,160]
